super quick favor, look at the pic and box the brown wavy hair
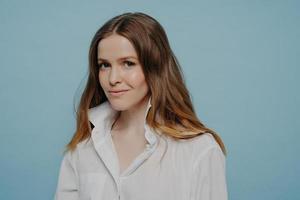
[66,12,226,155]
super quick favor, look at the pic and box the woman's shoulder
[166,132,223,162]
[62,137,94,158]
[175,132,220,149]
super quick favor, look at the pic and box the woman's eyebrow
[97,56,137,61]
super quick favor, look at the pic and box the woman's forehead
[97,34,137,60]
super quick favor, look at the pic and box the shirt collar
[88,96,157,147]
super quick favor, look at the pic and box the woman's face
[97,34,149,111]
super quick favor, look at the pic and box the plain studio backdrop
[0,0,299,199]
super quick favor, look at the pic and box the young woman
[54,12,227,200]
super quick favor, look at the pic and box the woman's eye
[124,61,135,67]
[97,62,110,69]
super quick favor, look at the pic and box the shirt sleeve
[190,145,228,200]
[54,150,79,200]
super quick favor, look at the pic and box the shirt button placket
[117,186,121,200]
[117,178,122,200]
[116,188,120,200]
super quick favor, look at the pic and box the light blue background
[0,0,299,199]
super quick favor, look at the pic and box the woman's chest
[76,137,194,200]
[78,165,192,200]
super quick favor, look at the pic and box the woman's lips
[109,90,129,97]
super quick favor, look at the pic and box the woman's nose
[109,66,122,86]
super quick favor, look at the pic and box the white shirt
[54,97,228,200]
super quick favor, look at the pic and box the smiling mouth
[109,89,129,93]
[109,90,129,96]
